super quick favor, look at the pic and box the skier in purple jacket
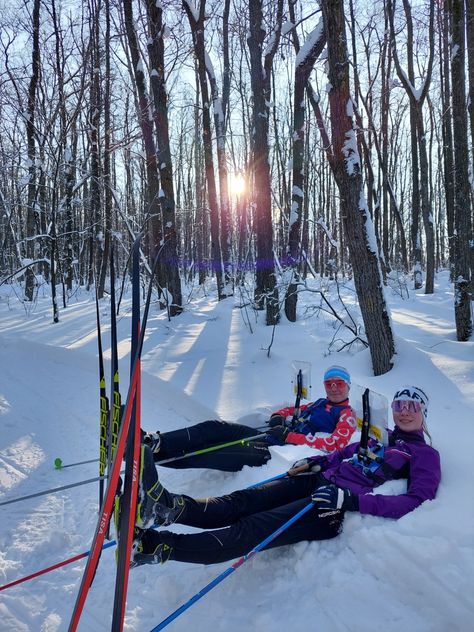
[129,386,441,566]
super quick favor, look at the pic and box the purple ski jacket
[315,428,441,519]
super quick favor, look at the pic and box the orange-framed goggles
[324,379,347,389]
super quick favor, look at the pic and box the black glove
[288,456,325,475]
[143,430,161,455]
[311,484,359,512]
[264,425,289,446]
[268,414,292,428]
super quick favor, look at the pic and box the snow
[295,20,324,68]
[0,271,474,631]
[342,124,360,177]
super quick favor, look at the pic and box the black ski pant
[142,472,343,565]
[156,420,271,471]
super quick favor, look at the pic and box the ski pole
[291,369,303,423]
[157,433,269,466]
[54,430,272,471]
[247,472,287,487]
[0,470,125,508]
[54,457,98,470]
[0,540,117,593]
[149,501,315,632]
[0,472,289,592]
[8,434,271,509]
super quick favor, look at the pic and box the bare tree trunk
[380,8,392,268]
[285,5,325,321]
[416,109,435,293]
[207,0,233,296]
[388,0,435,291]
[466,0,474,168]
[98,0,112,300]
[24,0,41,301]
[440,2,456,278]
[183,0,224,299]
[321,0,395,375]
[193,64,207,286]
[247,0,283,325]
[87,0,101,290]
[122,0,163,288]
[145,0,183,315]
[450,0,473,340]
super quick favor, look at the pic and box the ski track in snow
[0,272,473,631]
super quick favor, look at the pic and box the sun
[229,173,246,196]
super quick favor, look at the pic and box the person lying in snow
[142,365,357,472]
[128,385,440,567]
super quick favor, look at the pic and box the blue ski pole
[0,473,290,591]
[149,501,314,632]
[247,472,287,487]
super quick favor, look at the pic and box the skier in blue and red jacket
[142,365,357,472]
[269,364,356,452]
[129,385,440,566]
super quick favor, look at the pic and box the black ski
[68,235,161,631]
[105,243,122,541]
[109,244,122,464]
[95,281,110,511]
[111,235,142,630]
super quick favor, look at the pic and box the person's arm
[358,447,441,519]
[270,402,310,421]
[285,406,357,452]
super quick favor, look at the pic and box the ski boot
[136,444,186,529]
[130,528,173,568]
[142,430,161,455]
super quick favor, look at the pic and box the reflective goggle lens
[391,400,422,414]
[324,379,347,389]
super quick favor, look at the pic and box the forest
[0,0,473,375]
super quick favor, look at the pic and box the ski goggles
[391,399,423,414]
[324,379,347,389]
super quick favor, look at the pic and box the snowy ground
[0,271,473,632]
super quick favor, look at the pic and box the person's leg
[163,442,271,471]
[138,443,322,529]
[159,420,258,454]
[155,420,268,471]
[180,474,321,528]
[135,500,344,566]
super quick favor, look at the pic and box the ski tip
[54,458,63,470]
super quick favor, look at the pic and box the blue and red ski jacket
[272,398,357,452]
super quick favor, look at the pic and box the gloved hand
[288,456,324,476]
[143,430,161,455]
[268,414,293,428]
[264,425,289,446]
[311,484,359,512]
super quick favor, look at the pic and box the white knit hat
[393,386,429,418]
